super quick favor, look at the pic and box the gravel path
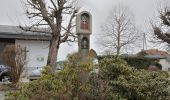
[0,91,6,100]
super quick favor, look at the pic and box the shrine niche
[76,11,92,34]
[81,37,89,49]
[80,13,89,30]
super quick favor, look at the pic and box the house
[142,49,170,71]
[0,25,51,75]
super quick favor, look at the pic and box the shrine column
[76,11,92,60]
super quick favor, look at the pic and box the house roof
[140,49,170,59]
[144,49,168,57]
[0,25,51,40]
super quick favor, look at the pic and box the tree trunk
[47,36,60,71]
[47,15,62,71]
[117,31,120,55]
[116,47,120,55]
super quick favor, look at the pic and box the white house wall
[159,59,170,71]
[15,40,49,74]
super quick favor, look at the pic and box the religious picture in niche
[80,14,89,30]
[81,37,89,49]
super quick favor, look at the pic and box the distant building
[144,49,168,56]
[142,49,170,71]
[0,25,51,75]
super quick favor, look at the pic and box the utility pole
[142,32,147,50]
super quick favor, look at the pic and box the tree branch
[50,0,58,11]
[160,8,170,26]
[153,26,170,44]
[37,0,55,31]
[60,9,77,43]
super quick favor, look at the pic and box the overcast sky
[0,0,168,60]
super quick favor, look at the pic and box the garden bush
[5,55,170,100]
[88,56,170,100]
[5,53,93,100]
[3,45,27,84]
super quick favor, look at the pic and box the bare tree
[3,45,26,84]
[20,0,79,71]
[98,5,139,55]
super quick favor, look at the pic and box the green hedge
[98,55,159,69]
